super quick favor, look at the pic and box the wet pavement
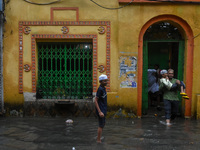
[0,116,200,150]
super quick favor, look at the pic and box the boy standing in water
[95,74,108,143]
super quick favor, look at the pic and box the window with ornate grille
[36,42,93,99]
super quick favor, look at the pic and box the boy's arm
[162,78,173,90]
[170,79,181,91]
[95,96,104,118]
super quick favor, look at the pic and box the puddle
[0,117,200,150]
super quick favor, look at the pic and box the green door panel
[142,41,148,114]
[148,42,170,70]
[177,41,184,81]
[142,40,185,114]
[177,41,185,114]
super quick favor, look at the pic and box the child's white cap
[160,69,168,75]
[99,74,108,81]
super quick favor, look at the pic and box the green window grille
[36,42,93,99]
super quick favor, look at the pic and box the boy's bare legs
[97,127,103,143]
[176,80,187,96]
[181,85,189,99]
[180,86,185,93]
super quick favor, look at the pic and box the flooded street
[0,117,200,150]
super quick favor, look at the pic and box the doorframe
[137,15,194,118]
[142,40,184,114]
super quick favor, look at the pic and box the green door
[142,40,184,113]
[142,41,148,114]
[148,42,172,70]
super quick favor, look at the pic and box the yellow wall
[117,4,200,116]
[3,0,200,116]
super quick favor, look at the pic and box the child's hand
[99,112,104,118]
[176,80,181,84]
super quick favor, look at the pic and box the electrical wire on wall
[90,0,134,10]
[23,0,61,5]
[193,33,200,39]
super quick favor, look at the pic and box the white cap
[99,74,108,81]
[160,69,168,75]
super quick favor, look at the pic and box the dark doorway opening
[148,42,179,78]
[142,21,185,115]
[147,42,180,114]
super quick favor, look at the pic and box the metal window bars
[37,42,93,99]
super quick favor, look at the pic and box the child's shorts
[98,116,106,128]
[180,81,185,89]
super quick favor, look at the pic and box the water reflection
[0,117,200,150]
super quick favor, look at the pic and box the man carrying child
[159,69,188,126]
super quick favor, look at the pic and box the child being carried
[160,69,189,99]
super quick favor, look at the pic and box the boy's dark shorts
[180,81,185,89]
[98,116,106,128]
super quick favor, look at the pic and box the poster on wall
[119,56,137,88]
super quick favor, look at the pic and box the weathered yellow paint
[196,95,200,119]
[53,10,77,21]
[3,0,200,117]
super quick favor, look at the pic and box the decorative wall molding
[97,65,106,73]
[24,64,31,72]
[98,26,105,34]
[23,26,31,35]
[61,26,69,34]
[31,34,98,93]
[18,21,111,94]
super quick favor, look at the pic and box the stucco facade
[2,0,200,118]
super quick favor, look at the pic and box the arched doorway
[142,22,185,115]
[137,15,194,118]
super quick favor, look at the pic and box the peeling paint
[119,55,137,88]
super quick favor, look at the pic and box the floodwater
[0,116,200,150]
